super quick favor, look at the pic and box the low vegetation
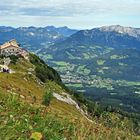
[1,91,140,140]
[29,53,62,83]
[42,91,53,106]
[0,53,140,140]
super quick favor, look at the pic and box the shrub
[42,91,53,106]
[29,53,62,83]
[9,55,19,64]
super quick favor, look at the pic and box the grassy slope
[0,56,140,140]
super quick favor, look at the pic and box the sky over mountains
[0,0,140,29]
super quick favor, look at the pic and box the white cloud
[0,0,139,16]
[0,0,140,28]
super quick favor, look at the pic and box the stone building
[0,39,28,59]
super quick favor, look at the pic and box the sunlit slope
[0,54,139,140]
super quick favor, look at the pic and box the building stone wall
[0,39,29,59]
[0,46,20,56]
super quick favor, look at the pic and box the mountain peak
[99,25,140,38]
[45,25,56,30]
[100,25,132,32]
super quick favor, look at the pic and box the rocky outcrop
[53,92,93,123]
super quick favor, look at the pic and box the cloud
[0,0,140,28]
[0,0,139,17]
[0,0,99,16]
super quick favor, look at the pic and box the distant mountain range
[44,26,78,37]
[43,25,140,81]
[0,25,140,113]
[0,26,78,51]
[51,25,140,51]
[0,25,140,50]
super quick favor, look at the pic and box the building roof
[0,39,19,50]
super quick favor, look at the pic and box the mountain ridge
[0,25,78,37]
[98,25,140,38]
[51,25,140,50]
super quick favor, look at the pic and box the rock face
[99,25,140,38]
[53,92,78,105]
[53,92,93,122]
[0,58,12,73]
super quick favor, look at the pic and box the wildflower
[30,132,42,140]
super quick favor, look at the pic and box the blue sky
[0,0,140,29]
